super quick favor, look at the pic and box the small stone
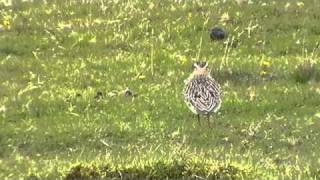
[123,88,137,97]
[124,89,133,97]
[94,91,103,100]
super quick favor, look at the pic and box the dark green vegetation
[1,0,320,179]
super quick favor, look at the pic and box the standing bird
[183,62,222,126]
[210,27,227,41]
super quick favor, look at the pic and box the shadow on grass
[64,161,243,180]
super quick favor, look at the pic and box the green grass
[1,0,320,179]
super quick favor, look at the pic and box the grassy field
[1,0,320,179]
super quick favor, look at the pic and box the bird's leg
[207,114,211,128]
[197,114,201,125]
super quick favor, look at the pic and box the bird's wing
[184,77,221,113]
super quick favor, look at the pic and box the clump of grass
[293,59,319,83]
[64,161,245,180]
[65,164,101,180]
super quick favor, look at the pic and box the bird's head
[192,61,210,75]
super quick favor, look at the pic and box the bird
[209,27,226,41]
[183,61,222,126]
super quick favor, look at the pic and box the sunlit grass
[1,0,320,179]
